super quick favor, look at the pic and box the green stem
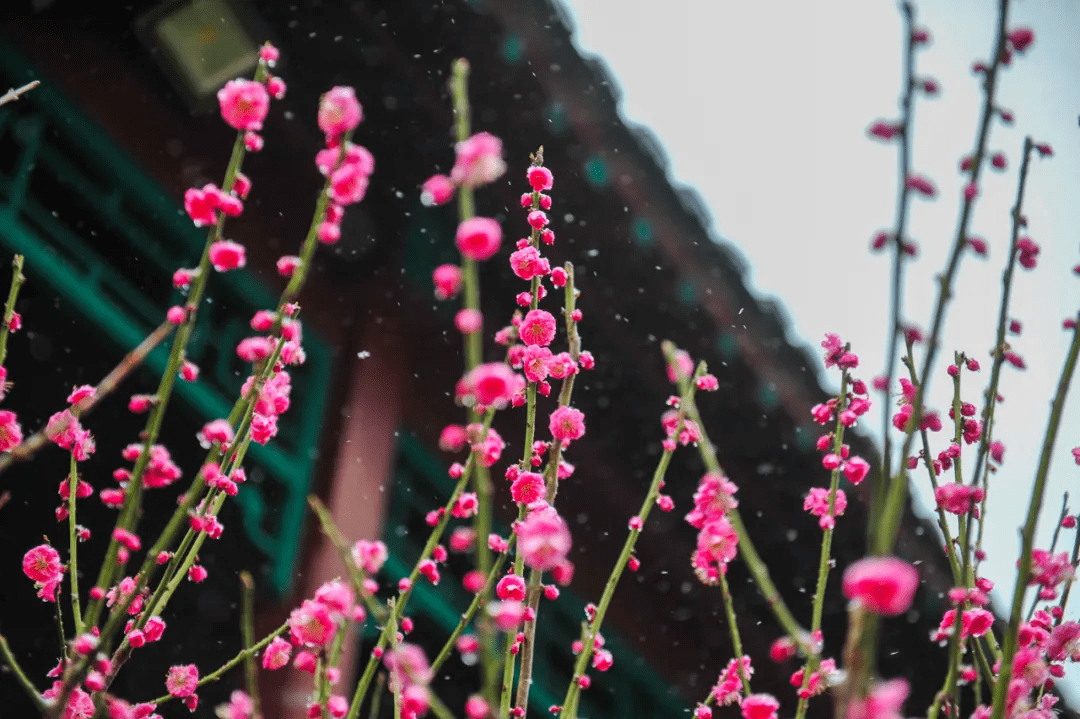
[989,315,1080,719]
[872,1,918,551]
[67,451,83,636]
[429,537,514,676]
[680,366,809,648]
[872,0,1012,559]
[0,254,25,368]
[559,349,697,718]
[86,125,252,629]
[968,136,1035,576]
[346,412,495,719]
[240,572,261,719]
[0,632,46,712]
[795,370,850,719]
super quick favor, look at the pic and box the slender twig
[430,538,514,676]
[0,80,40,107]
[681,366,809,648]
[0,632,47,711]
[1026,494,1069,621]
[367,673,386,719]
[559,348,698,717]
[1054,521,1080,624]
[148,620,290,705]
[873,1,919,546]
[66,452,83,636]
[345,411,495,719]
[0,321,174,474]
[0,254,25,369]
[969,136,1036,563]
[989,315,1080,719]
[240,572,261,719]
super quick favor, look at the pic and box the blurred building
[0,1,993,718]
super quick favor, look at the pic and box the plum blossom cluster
[685,472,740,586]
[806,335,872,530]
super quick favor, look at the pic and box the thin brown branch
[0,321,174,475]
[0,80,40,108]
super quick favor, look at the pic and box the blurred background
[0,0,1075,717]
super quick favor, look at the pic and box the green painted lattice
[0,38,332,597]
[384,434,687,719]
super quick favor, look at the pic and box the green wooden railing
[0,37,332,597]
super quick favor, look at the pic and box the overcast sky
[565,0,1080,699]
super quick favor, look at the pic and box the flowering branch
[681,373,809,649]
[558,343,697,718]
[989,314,1080,719]
[147,620,289,705]
[874,2,921,534]
[794,368,850,719]
[345,410,495,719]
[85,56,269,627]
[429,536,515,676]
[969,136,1036,564]
[514,258,581,713]
[66,452,83,636]
[873,0,1013,558]
[0,254,25,369]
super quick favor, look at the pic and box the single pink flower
[432,264,463,300]
[847,679,909,719]
[455,217,502,261]
[519,309,557,346]
[460,362,521,408]
[209,241,246,272]
[741,694,780,719]
[1008,27,1035,53]
[318,86,363,138]
[0,410,23,452]
[314,579,355,619]
[218,79,269,131]
[844,456,871,484]
[509,245,549,281]
[804,487,847,530]
[421,174,455,206]
[511,471,546,505]
[496,574,527,601]
[549,406,585,443]
[527,166,554,191]
[842,557,919,616]
[517,507,572,571]
[351,539,389,575]
[261,636,292,670]
[165,664,199,698]
[329,163,370,206]
[906,174,937,198]
[23,544,63,583]
[451,132,506,188]
[289,599,336,646]
[487,599,527,631]
[455,309,483,335]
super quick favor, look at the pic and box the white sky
[566,0,1080,701]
